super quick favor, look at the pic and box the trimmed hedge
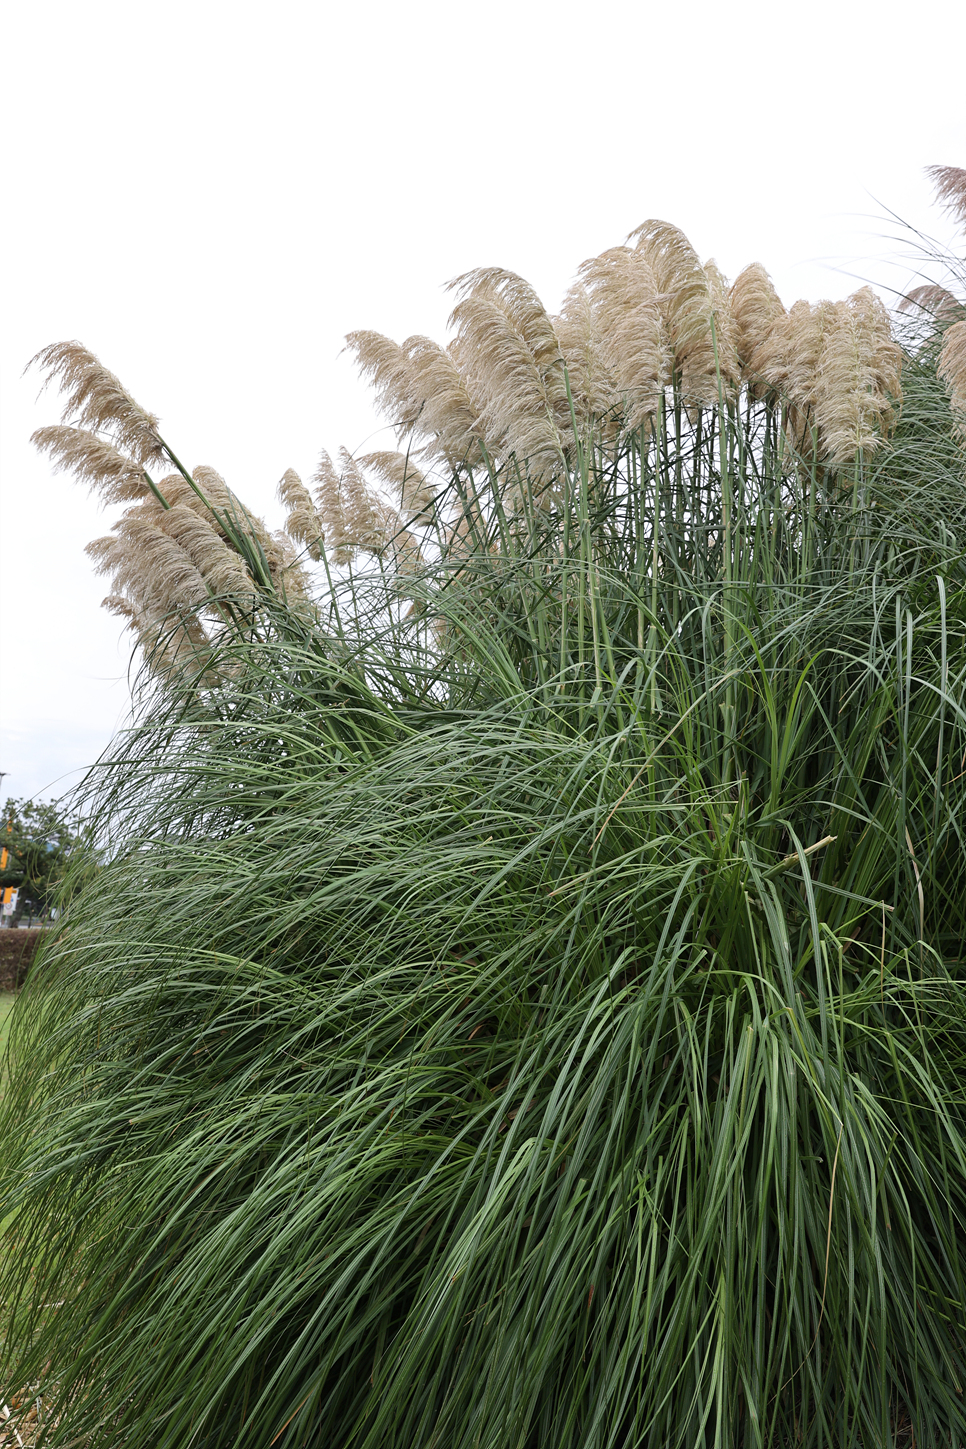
[0,928,45,992]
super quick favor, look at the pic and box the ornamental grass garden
[3,170,966,1447]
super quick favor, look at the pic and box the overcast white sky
[1,0,963,805]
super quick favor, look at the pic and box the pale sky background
[1,0,964,805]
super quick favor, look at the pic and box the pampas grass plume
[576,247,667,429]
[927,164,966,232]
[278,468,324,561]
[629,221,720,405]
[939,319,966,430]
[31,426,150,505]
[30,341,165,467]
[358,451,435,518]
[729,263,787,398]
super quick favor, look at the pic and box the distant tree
[0,797,88,925]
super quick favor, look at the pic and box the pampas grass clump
[3,184,966,1447]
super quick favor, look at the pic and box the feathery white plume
[313,449,351,564]
[31,426,151,505]
[403,336,482,465]
[812,290,900,464]
[702,259,741,396]
[278,467,324,561]
[553,281,618,422]
[939,319,966,434]
[629,221,724,405]
[729,264,787,398]
[157,503,253,597]
[927,165,966,233]
[575,247,667,428]
[898,285,964,323]
[447,268,571,471]
[31,341,165,466]
[340,448,390,555]
[358,451,436,518]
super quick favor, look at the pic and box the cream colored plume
[702,259,741,397]
[729,263,787,397]
[29,339,310,667]
[157,503,254,597]
[403,337,481,465]
[629,222,730,404]
[345,332,424,438]
[631,220,715,394]
[268,531,310,603]
[31,426,151,505]
[312,449,417,568]
[447,268,571,470]
[782,299,838,447]
[575,248,667,429]
[86,470,297,669]
[97,502,250,612]
[449,293,566,466]
[190,464,237,518]
[358,451,436,518]
[113,458,303,632]
[31,341,165,466]
[939,320,966,432]
[87,514,210,619]
[453,267,562,375]
[553,281,618,422]
[927,165,966,232]
[898,284,964,323]
[278,467,324,561]
[189,464,296,593]
[340,448,388,555]
[313,449,351,564]
[102,592,214,682]
[345,331,480,466]
[795,289,902,466]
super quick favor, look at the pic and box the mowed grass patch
[0,994,16,1085]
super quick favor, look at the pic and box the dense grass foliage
[3,364,966,1446]
[0,994,15,1067]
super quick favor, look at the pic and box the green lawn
[0,991,17,1076]
[1,994,18,1235]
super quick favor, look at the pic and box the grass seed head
[576,246,667,430]
[703,258,742,397]
[30,341,165,466]
[158,503,253,597]
[939,318,966,434]
[729,262,787,398]
[403,336,483,466]
[553,280,619,424]
[312,448,351,564]
[358,450,436,519]
[898,283,964,323]
[87,511,209,616]
[345,331,423,440]
[629,220,721,405]
[447,273,572,472]
[278,467,324,561]
[927,163,966,232]
[30,425,150,505]
[340,448,388,555]
[452,267,562,377]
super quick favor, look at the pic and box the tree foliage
[0,796,88,921]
